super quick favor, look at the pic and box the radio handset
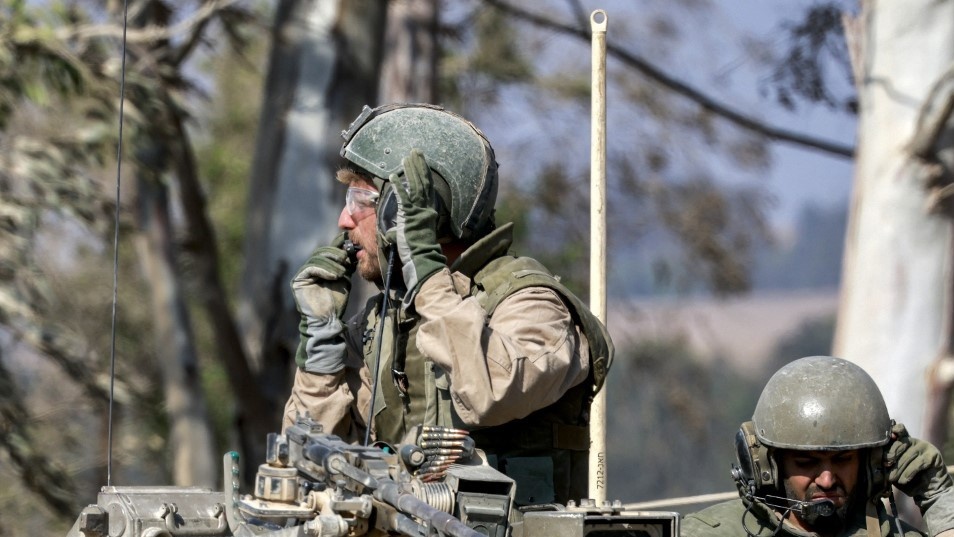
[342,233,360,265]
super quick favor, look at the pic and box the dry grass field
[607,289,840,377]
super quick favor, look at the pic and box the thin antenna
[107,0,130,487]
[364,248,397,446]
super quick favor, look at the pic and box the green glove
[388,149,446,306]
[885,422,954,511]
[291,232,354,373]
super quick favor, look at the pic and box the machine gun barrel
[305,440,481,537]
[375,481,482,537]
[303,430,484,537]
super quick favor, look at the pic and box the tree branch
[57,0,244,46]
[481,0,855,159]
[164,94,273,436]
[909,63,954,159]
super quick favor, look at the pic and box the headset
[732,421,777,501]
[374,170,450,240]
[375,183,399,237]
[731,420,890,515]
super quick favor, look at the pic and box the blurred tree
[0,0,890,530]
[768,314,837,379]
[605,335,760,501]
[235,0,386,475]
[835,0,954,447]
[449,0,850,297]
[0,0,268,525]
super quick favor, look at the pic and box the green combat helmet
[733,355,893,503]
[340,103,498,241]
[752,355,891,451]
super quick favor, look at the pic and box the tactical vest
[348,225,613,506]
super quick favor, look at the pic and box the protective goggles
[345,187,379,217]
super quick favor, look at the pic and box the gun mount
[66,416,679,537]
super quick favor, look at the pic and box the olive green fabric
[388,150,447,306]
[681,498,924,537]
[343,223,613,506]
[292,232,353,373]
[886,423,954,512]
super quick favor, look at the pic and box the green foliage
[607,335,761,501]
[765,2,857,113]
[0,0,265,530]
[195,40,265,296]
[438,5,533,108]
[188,2,269,455]
[471,8,533,83]
[0,3,116,132]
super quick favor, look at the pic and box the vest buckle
[391,368,409,398]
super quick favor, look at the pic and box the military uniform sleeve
[924,489,954,537]
[413,267,589,426]
[282,356,372,444]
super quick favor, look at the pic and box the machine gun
[66,416,679,537]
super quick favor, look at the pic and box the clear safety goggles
[345,187,379,217]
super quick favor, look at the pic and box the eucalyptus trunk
[380,0,438,103]
[237,0,387,433]
[134,172,217,487]
[836,0,954,444]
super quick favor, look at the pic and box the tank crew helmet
[752,355,891,451]
[339,103,499,242]
[733,355,893,503]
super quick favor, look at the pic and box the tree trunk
[835,0,954,442]
[237,0,387,438]
[380,0,438,103]
[134,171,217,488]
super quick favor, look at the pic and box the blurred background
[3,0,952,534]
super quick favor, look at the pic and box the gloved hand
[388,149,446,306]
[291,232,354,374]
[885,422,954,512]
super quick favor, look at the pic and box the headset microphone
[790,498,835,518]
[747,491,836,518]
[731,463,835,518]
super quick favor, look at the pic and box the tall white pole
[588,8,608,504]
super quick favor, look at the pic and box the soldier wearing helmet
[682,356,954,537]
[281,103,613,506]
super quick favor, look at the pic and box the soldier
[281,103,612,506]
[682,355,954,537]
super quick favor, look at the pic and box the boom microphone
[762,495,835,518]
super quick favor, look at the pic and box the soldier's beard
[783,482,855,533]
[356,237,382,283]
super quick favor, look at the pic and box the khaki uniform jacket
[282,224,592,504]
